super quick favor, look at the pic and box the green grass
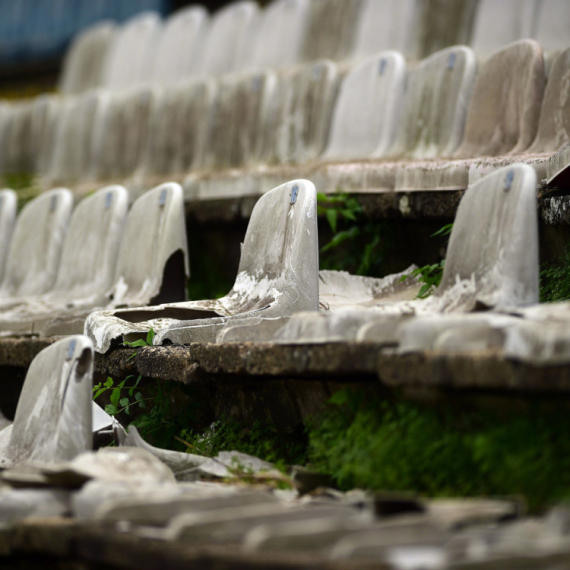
[540,251,570,302]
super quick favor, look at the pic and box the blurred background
[0,0,264,97]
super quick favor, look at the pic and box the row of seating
[3,37,569,200]
[59,0,570,96]
[0,183,188,337]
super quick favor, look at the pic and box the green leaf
[123,339,148,348]
[104,377,113,388]
[341,208,357,221]
[316,192,328,202]
[431,223,454,238]
[93,388,107,400]
[119,397,130,408]
[110,387,121,408]
[326,209,337,233]
[105,404,118,416]
[329,390,349,406]
[146,328,155,345]
[321,227,360,252]
[135,391,143,401]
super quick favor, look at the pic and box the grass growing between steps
[176,390,570,512]
[540,250,570,302]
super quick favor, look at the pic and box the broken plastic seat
[0,335,93,469]
[85,179,318,352]
[0,188,73,308]
[396,40,545,192]
[0,185,129,334]
[42,182,189,338]
[273,164,539,345]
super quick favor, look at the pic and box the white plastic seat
[47,89,109,184]
[59,21,117,95]
[534,0,570,55]
[85,179,318,352]
[263,61,340,165]
[0,336,93,469]
[0,186,128,332]
[246,0,310,71]
[149,6,208,86]
[395,39,545,192]
[101,12,162,92]
[351,0,420,61]
[200,1,260,77]
[0,188,73,301]
[470,0,537,57]
[0,189,17,284]
[322,52,406,161]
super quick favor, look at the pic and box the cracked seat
[85,179,318,352]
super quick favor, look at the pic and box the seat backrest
[323,51,406,161]
[470,0,538,57]
[301,0,363,62]
[200,2,259,77]
[4,336,93,467]
[351,0,420,61]
[141,78,215,176]
[109,183,189,307]
[150,6,208,86]
[59,21,116,95]
[534,0,570,54]
[529,47,570,154]
[202,70,277,170]
[436,164,538,310]
[230,179,319,313]
[0,189,17,284]
[101,11,162,91]
[454,40,545,158]
[390,45,476,159]
[30,94,61,176]
[263,60,339,164]
[247,0,310,70]
[92,87,159,181]
[50,186,128,303]
[48,88,110,184]
[0,188,73,298]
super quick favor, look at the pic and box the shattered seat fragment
[85,179,318,351]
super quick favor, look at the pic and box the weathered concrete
[534,0,570,55]
[0,190,17,284]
